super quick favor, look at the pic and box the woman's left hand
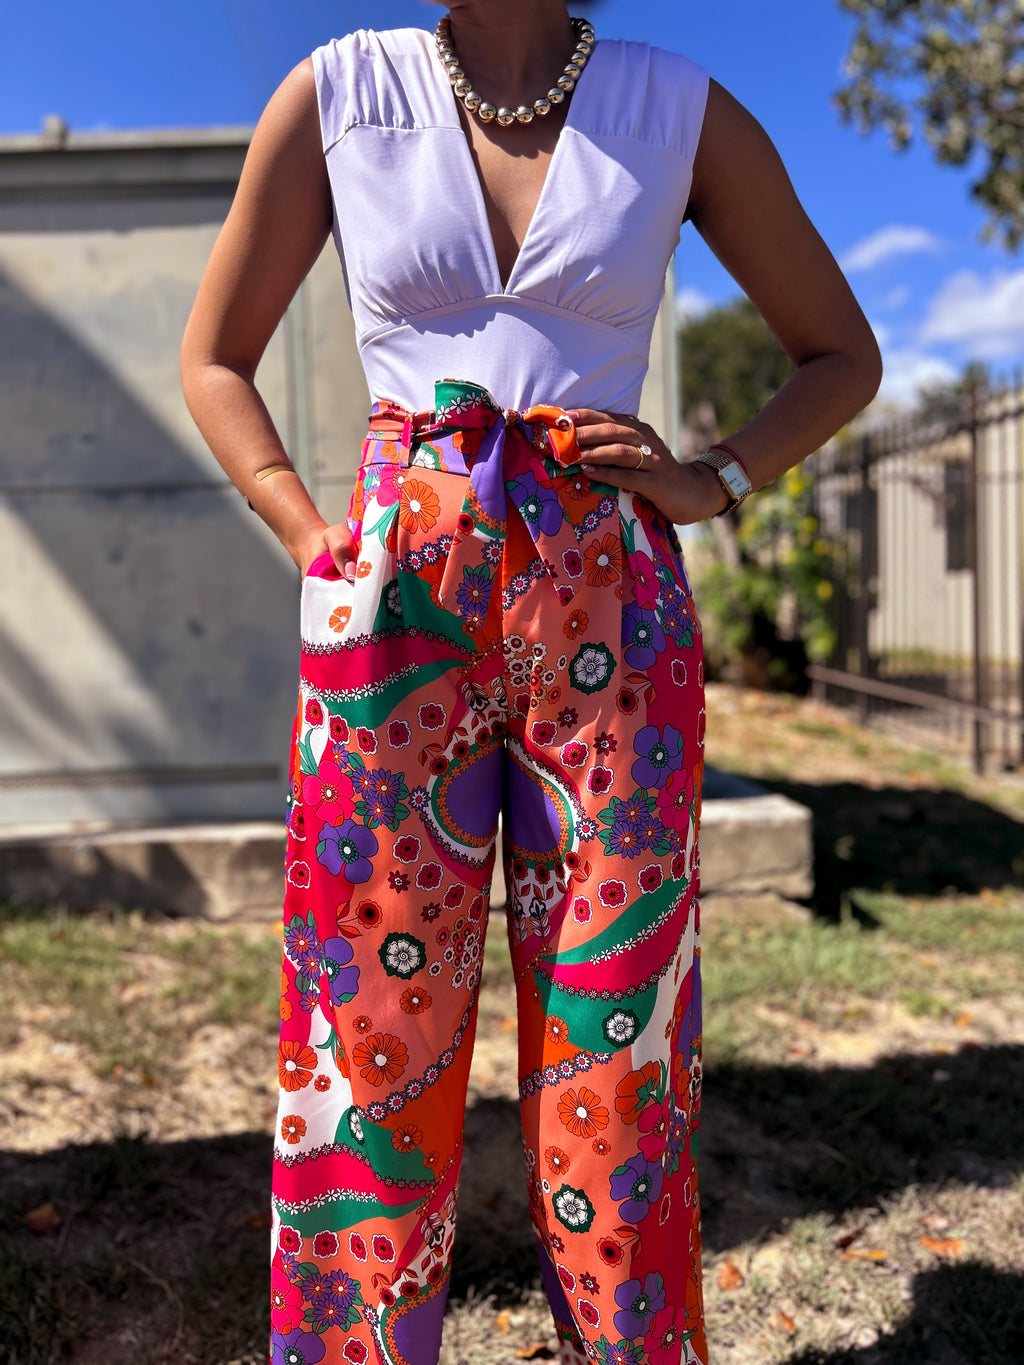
[567,409,730,526]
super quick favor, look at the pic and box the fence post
[854,433,873,722]
[967,383,986,773]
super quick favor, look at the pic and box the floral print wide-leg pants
[270,380,708,1365]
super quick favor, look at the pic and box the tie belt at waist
[361,379,589,614]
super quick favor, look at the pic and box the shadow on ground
[740,779,1024,919]
[786,1264,1024,1365]
[2,1044,1021,1361]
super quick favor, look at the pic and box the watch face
[721,461,750,497]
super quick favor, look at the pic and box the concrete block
[698,769,813,899]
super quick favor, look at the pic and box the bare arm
[573,77,884,520]
[180,58,355,577]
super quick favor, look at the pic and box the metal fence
[808,381,1024,773]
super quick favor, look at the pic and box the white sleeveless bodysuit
[311,27,710,416]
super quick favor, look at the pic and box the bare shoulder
[685,78,786,225]
[246,57,322,165]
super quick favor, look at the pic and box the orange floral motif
[614,1061,662,1123]
[330,605,352,633]
[545,1145,571,1175]
[400,987,432,1014]
[278,1039,318,1091]
[563,609,590,639]
[391,1123,423,1152]
[583,534,623,586]
[557,1086,610,1138]
[545,1016,569,1044]
[352,1032,409,1086]
[356,560,373,578]
[398,478,441,532]
[280,1113,307,1144]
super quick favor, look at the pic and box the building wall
[0,130,678,830]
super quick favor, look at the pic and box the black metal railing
[808,382,1024,773]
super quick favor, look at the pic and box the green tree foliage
[679,296,792,440]
[680,299,836,689]
[835,0,1024,249]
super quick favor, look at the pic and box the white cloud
[840,225,942,273]
[675,286,711,322]
[919,267,1024,358]
[874,347,958,407]
[877,284,911,311]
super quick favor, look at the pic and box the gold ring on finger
[636,442,652,470]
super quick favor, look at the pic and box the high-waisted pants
[270,380,708,1365]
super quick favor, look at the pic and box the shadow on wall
[0,244,301,826]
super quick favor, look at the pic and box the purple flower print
[593,1339,643,1365]
[284,917,323,965]
[456,564,493,618]
[317,819,378,883]
[272,1327,327,1365]
[323,936,361,1005]
[613,1271,665,1339]
[622,604,666,670]
[507,470,564,537]
[630,724,684,789]
[609,1154,663,1223]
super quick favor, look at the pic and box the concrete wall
[0,127,678,831]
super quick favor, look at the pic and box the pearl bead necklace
[434,14,596,128]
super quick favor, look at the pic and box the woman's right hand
[295,522,358,582]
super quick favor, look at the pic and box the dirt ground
[1,685,1022,1364]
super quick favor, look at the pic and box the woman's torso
[311,27,710,414]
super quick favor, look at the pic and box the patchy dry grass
[1,686,1022,1363]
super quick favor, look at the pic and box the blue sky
[5,0,1022,407]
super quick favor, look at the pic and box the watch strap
[695,445,753,516]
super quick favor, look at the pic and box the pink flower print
[394,835,420,864]
[312,1230,339,1258]
[562,548,584,578]
[356,727,377,755]
[270,1265,303,1333]
[573,896,592,923]
[304,699,324,727]
[416,863,443,891]
[556,583,576,606]
[372,1234,395,1262]
[302,760,355,824]
[557,1265,576,1293]
[349,1232,367,1260]
[561,741,588,768]
[637,1101,669,1162]
[531,720,557,746]
[278,1225,301,1254]
[599,879,627,908]
[587,766,614,795]
[670,658,687,688]
[578,1299,600,1328]
[374,464,409,507]
[343,1341,369,1364]
[645,1305,686,1365]
[286,860,310,889]
[418,702,446,730]
[443,885,465,909]
[656,768,694,833]
[388,719,411,748]
[628,550,660,610]
[638,864,664,894]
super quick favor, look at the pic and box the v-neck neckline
[428,31,597,297]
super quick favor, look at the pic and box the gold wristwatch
[695,445,753,516]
